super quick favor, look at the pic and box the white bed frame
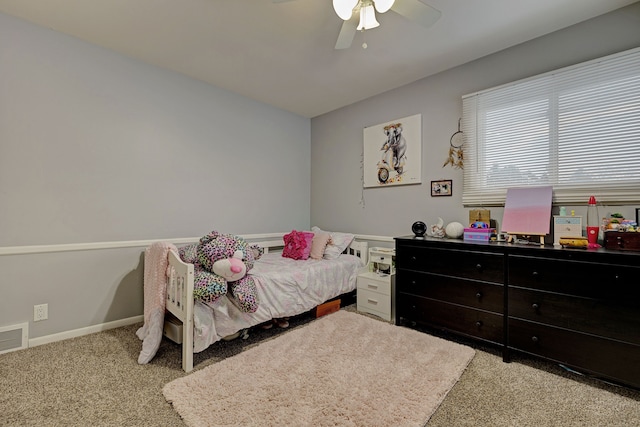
[166,237,368,372]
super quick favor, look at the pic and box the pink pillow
[310,232,332,260]
[282,230,314,260]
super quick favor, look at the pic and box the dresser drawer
[508,255,640,299]
[604,231,640,251]
[357,275,391,296]
[509,318,640,388]
[397,294,504,344]
[400,270,503,314]
[398,246,504,282]
[509,288,640,345]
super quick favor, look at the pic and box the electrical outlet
[34,304,48,322]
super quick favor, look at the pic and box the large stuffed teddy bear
[181,230,263,313]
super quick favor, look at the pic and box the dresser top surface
[395,235,640,264]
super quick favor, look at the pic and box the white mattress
[193,252,363,352]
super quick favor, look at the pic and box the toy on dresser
[463,221,496,242]
[464,209,496,242]
[553,215,582,247]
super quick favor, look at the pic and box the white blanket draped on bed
[192,252,363,352]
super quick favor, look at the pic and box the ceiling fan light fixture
[357,4,380,31]
[373,0,395,14]
[333,0,359,21]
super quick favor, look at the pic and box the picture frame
[431,180,452,197]
[363,114,422,188]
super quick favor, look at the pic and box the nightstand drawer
[357,288,392,317]
[357,270,395,322]
[357,275,392,296]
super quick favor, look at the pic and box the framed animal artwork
[431,180,452,197]
[363,114,422,188]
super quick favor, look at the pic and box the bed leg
[182,291,195,372]
[182,314,194,372]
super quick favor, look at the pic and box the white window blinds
[462,47,640,206]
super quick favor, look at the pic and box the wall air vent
[0,323,28,355]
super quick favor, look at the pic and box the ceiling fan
[274,0,441,50]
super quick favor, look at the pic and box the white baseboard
[28,315,144,348]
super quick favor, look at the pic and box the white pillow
[311,226,355,260]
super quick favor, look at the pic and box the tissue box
[464,228,496,242]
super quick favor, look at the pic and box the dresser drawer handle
[531,336,539,343]
[476,292,482,299]
[532,303,539,310]
[475,263,483,271]
[532,271,539,277]
[475,321,483,327]
[411,256,417,262]
[367,284,379,290]
[367,298,379,305]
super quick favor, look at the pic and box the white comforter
[193,252,363,352]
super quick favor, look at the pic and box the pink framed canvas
[501,186,553,236]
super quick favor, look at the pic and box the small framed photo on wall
[431,180,452,197]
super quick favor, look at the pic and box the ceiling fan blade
[391,0,441,29]
[335,19,358,50]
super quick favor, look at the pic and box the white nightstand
[357,247,395,322]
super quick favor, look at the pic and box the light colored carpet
[2,306,639,426]
[163,310,475,427]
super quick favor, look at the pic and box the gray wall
[0,13,310,339]
[311,3,640,238]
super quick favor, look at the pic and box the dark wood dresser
[395,236,640,389]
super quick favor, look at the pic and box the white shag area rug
[163,310,475,427]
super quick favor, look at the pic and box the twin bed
[138,231,367,372]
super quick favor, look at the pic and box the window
[462,47,640,206]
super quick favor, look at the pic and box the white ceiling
[0,0,637,118]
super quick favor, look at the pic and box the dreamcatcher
[443,118,464,169]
